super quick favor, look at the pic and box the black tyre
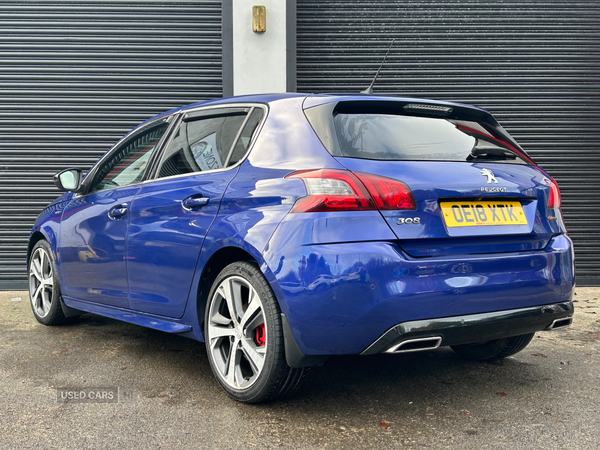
[204,261,307,403]
[451,333,535,361]
[28,240,67,326]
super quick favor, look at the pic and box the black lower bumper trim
[361,302,574,355]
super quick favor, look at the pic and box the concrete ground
[1,287,599,449]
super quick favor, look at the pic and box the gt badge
[397,217,421,225]
[480,168,498,184]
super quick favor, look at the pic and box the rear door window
[226,108,265,166]
[155,106,264,179]
[156,112,245,179]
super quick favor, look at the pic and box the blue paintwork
[58,185,141,308]
[29,93,574,356]
[28,201,64,266]
[336,159,560,252]
[264,231,573,355]
[127,168,238,318]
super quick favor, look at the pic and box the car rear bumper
[361,301,573,355]
[266,232,575,356]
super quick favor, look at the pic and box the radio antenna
[360,39,395,95]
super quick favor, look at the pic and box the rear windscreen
[333,113,529,164]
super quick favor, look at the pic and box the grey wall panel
[297,0,600,285]
[0,0,222,289]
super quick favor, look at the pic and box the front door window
[90,123,169,193]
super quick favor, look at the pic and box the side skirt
[62,295,192,333]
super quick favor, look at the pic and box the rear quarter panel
[180,96,347,339]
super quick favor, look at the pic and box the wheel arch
[27,230,49,268]
[195,243,324,369]
[195,245,257,338]
[193,242,290,338]
[28,202,65,269]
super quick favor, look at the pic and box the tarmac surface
[1,287,599,449]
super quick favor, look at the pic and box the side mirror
[53,168,83,192]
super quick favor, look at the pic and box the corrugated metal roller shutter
[297,0,600,285]
[0,0,222,290]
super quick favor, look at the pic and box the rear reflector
[548,178,561,209]
[286,169,416,213]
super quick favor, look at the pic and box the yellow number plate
[441,201,527,227]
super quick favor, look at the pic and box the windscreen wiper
[467,146,517,161]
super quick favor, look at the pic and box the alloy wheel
[207,275,267,390]
[29,247,54,318]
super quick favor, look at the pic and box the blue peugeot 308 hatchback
[27,93,575,403]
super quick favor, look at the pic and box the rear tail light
[285,169,416,213]
[534,168,567,231]
[548,178,561,209]
[357,172,416,210]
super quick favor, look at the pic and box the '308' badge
[397,217,421,225]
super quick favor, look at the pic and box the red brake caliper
[255,324,266,347]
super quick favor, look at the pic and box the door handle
[182,196,210,210]
[108,204,128,218]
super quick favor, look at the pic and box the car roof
[181,92,487,111]
[138,92,488,128]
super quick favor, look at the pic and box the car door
[58,120,171,307]
[126,105,265,318]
